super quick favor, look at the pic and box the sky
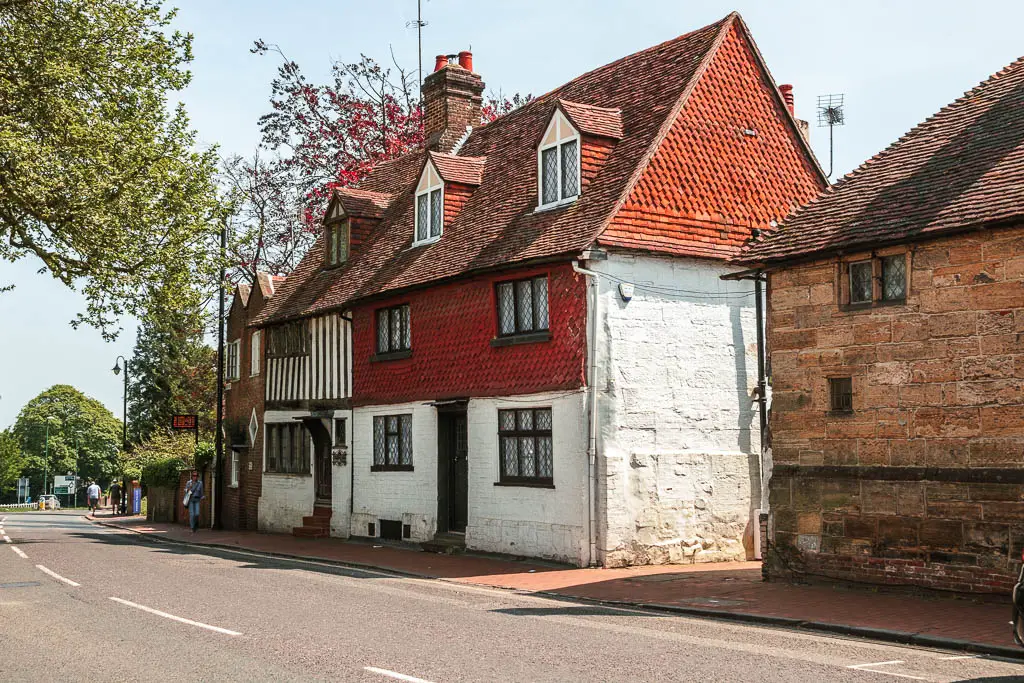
[1,0,1022,429]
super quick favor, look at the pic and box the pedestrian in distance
[183,471,204,533]
[86,481,101,514]
[109,481,122,516]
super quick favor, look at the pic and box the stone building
[736,56,1024,592]
[253,12,825,565]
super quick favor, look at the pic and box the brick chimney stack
[779,84,795,116]
[422,51,484,152]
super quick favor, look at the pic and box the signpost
[172,414,200,445]
[17,477,29,504]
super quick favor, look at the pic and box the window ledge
[534,196,578,214]
[826,409,855,418]
[840,298,906,312]
[372,349,413,362]
[491,331,551,347]
[411,236,441,248]
[263,471,311,478]
[371,465,414,472]
[494,480,555,489]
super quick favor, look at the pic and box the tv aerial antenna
[817,94,845,179]
[406,0,429,94]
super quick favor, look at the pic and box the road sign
[17,477,29,503]
[54,475,75,489]
[54,486,69,495]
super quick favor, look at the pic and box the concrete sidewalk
[88,512,1022,658]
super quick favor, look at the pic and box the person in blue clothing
[183,471,204,533]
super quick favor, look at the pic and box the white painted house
[253,13,826,565]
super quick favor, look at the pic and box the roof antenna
[406,0,429,96]
[816,93,845,180]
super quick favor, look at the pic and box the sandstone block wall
[766,224,1024,592]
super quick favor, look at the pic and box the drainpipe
[572,260,600,567]
[754,272,769,560]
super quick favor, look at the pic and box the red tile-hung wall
[352,261,587,406]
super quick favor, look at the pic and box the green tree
[127,283,216,443]
[0,430,28,499]
[12,385,122,495]
[0,0,224,337]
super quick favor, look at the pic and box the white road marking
[35,565,80,587]
[108,597,241,636]
[847,660,927,680]
[2,534,10,543]
[10,545,27,559]
[364,667,435,683]
[939,654,980,661]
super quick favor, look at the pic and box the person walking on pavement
[86,481,101,514]
[109,481,122,516]
[183,471,204,533]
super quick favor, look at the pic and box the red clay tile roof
[427,152,486,185]
[558,100,623,140]
[332,188,392,219]
[738,56,1024,265]
[599,19,826,259]
[257,12,822,324]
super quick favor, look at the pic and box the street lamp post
[112,356,129,515]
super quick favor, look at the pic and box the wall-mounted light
[618,282,634,302]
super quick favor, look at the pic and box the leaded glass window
[538,110,581,208]
[541,147,559,205]
[881,255,906,301]
[429,189,443,238]
[496,276,550,337]
[849,261,872,304]
[416,194,429,242]
[376,304,411,354]
[414,187,443,244]
[373,414,413,470]
[325,220,349,266]
[498,408,553,485]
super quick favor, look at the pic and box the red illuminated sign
[171,414,199,430]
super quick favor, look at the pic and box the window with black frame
[376,304,411,355]
[265,423,310,474]
[372,415,413,470]
[845,254,906,306]
[496,276,549,337]
[498,408,553,485]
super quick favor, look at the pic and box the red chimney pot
[780,84,795,116]
[433,54,448,72]
[458,51,473,72]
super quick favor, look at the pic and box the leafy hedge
[141,457,187,489]
[194,441,214,471]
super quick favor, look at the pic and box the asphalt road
[2,512,1024,682]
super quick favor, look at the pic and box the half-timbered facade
[255,13,826,565]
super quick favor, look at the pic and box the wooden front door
[302,418,332,503]
[438,410,468,533]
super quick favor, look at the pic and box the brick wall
[766,224,1024,593]
[221,284,269,530]
[351,262,587,406]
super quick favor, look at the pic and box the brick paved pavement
[89,512,1019,655]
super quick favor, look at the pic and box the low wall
[146,485,178,523]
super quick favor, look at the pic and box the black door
[438,411,468,533]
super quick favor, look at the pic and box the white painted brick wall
[351,392,589,564]
[351,401,438,540]
[466,390,589,565]
[258,409,354,536]
[591,253,763,566]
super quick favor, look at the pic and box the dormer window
[324,199,349,267]
[326,220,350,266]
[414,161,444,245]
[538,109,580,209]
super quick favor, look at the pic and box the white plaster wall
[257,410,314,533]
[591,253,762,566]
[350,401,438,541]
[466,390,589,566]
[330,409,353,538]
